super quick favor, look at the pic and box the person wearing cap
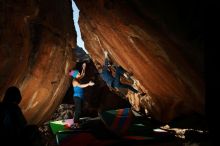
[69,63,95,128]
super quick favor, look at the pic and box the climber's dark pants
[112,66,139,93]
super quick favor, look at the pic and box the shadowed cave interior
[0,0,209,145]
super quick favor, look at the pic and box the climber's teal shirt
[73,86,84,99]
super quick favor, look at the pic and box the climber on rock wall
[97,51,145,97]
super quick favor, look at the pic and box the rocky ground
[38,104,74,146]
[38,104,211,146]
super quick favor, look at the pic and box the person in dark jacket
[98,51,145,96]
[0,86,43,146]
[0,86,27,143]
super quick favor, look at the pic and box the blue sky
[71,0,88,54]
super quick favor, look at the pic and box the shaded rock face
[0,0,75,124]
[0,0,204,124]
[75,0,204,122]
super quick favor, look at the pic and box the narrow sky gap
[71,0,88,54]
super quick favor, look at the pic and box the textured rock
[0,0,75,124]
[75,0,204,122]
[0,0,204,124]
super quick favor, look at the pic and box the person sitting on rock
[0,86,43,146]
